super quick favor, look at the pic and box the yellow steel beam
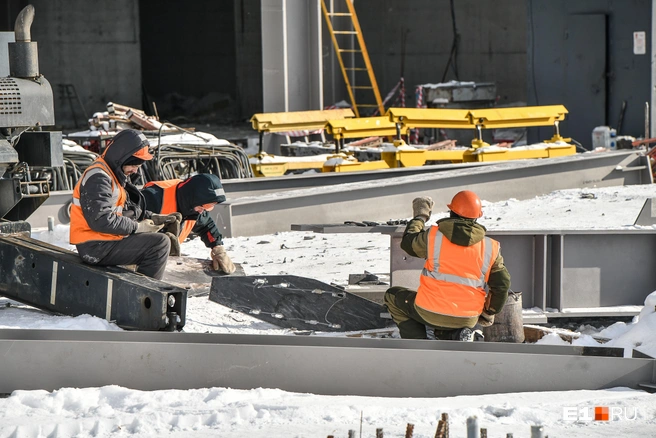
[250,155,328,177]
[250,109,355,133]
[325,116,404,140]
[462,144,576,162]
[469,105,568,129]
[387,108,472,130]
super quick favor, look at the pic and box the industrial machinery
[0,5,186,331]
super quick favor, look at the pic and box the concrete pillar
[261,0,322,112]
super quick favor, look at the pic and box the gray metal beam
[0,330,652,397]
[27,164,497,229]
[220,161,496,197]
[216,150,651,237]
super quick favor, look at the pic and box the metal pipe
[8,4,39,78]
[645,102,650,139]
[466,417,479,438]
[14,4,34,42]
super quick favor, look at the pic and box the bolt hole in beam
[85,280,89,287]
[144,297,151,309]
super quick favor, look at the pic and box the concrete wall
[29,0,142,129]
[235,0,263,119]
[324,0,528,110]
[140,0,244,121]
[528,0,652,146]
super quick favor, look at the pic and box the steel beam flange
[0,330,653,397]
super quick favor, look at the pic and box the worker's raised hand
[412,196,434,221]
[477,310,495,327]
[211,245,236,274]
[135,219,165,234]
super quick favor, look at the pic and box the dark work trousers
[76,233,171,280]
[384,286,466,340]
[384,286,431,339]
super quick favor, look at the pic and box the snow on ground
[1,184,656,437]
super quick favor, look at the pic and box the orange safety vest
[144,179,195,244]
[70,158,128,245]
[415,226,500,318]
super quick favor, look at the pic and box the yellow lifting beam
[325,116,398,140]
[251,156,335,177]
[387,107,473,130]
[469,105,568,129]
[250,108,355,134]
[468,105,570,148]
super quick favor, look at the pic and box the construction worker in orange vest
[70,129,172,280]
[141,174,236,274]
[384,190,511,340]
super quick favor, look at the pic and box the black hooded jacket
[76,129,149,239]
[141,173,226,247]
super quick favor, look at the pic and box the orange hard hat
[132,145,153,160]
[447,190,483,219]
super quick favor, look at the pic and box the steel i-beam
[216,150,651,237]
[0,330,652,397]
[0,235,187,331]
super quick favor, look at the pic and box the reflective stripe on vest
[145,179,196,244]
[70,158,127,245]
[421,233,494,289]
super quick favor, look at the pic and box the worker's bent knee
[384,286,410,304]
[384,286,416,324]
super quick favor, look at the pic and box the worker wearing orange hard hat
[384,190,511,340]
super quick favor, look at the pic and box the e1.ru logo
[563,406,638,422]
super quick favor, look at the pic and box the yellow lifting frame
[325,105,575,171]
[251,159,331,177]
[249,108,356,176]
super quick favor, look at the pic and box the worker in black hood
[70,129,171,279]
[141,173,235,274]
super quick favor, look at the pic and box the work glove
[412,196,434,221]
[477,310,495,327]
[211,245,236,274]
[135,219,164,234]
[151,212,183,237]
[165,232,181,257]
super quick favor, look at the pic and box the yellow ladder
[321,0,384,117]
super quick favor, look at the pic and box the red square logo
[595,406,609,421]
